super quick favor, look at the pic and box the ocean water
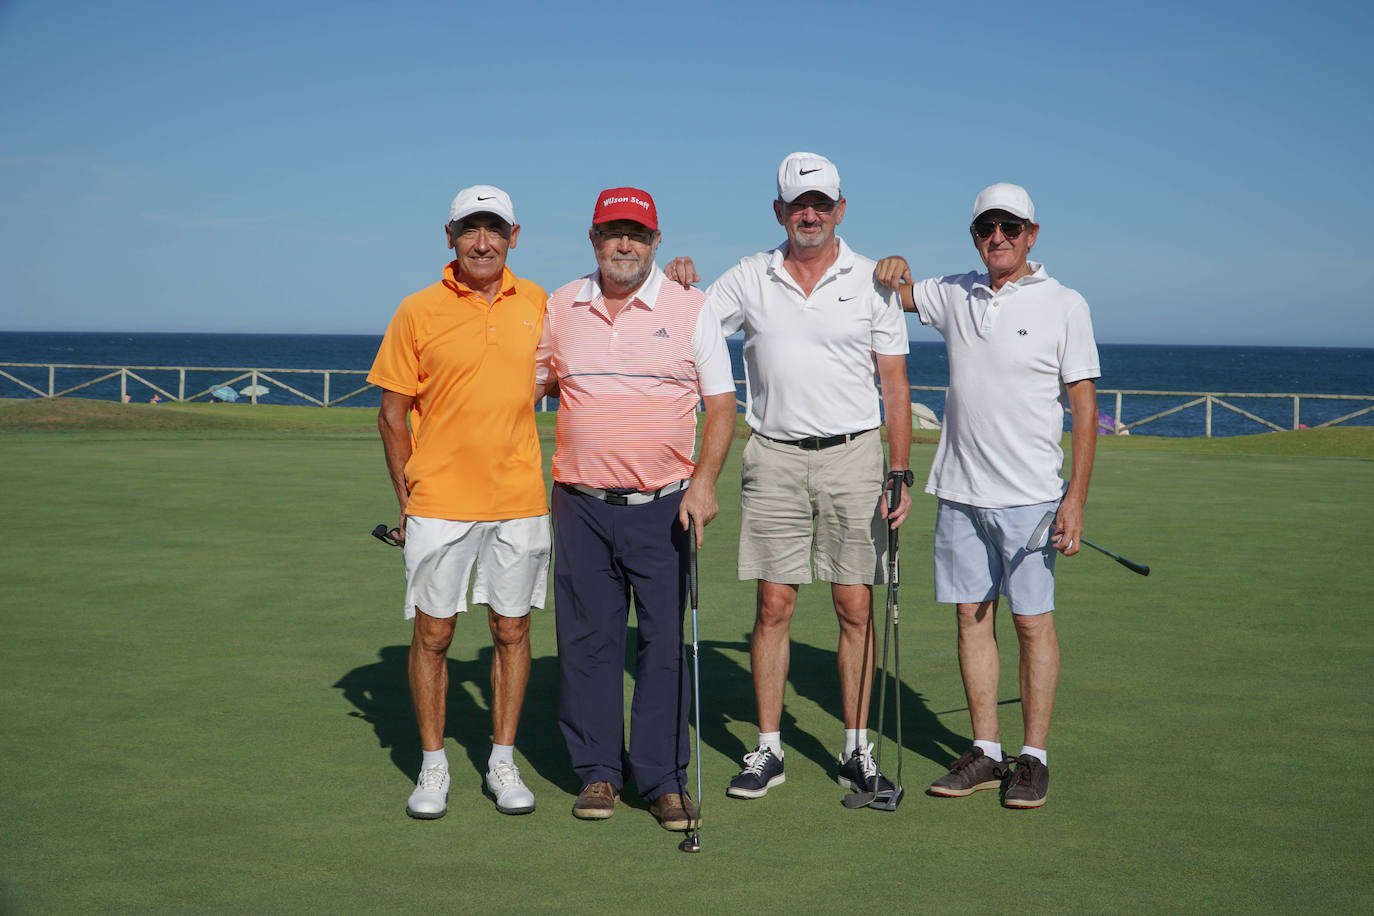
[2,331,1371,437]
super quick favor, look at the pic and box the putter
[1026,510,1151,576]
[678,519,703,854]
[842,469,910,811]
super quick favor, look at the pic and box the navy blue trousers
[551,483,690,802]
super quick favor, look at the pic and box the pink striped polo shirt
[537,265,734,491]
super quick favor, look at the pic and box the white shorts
[401,515,551,620]
[933,499,1058,615]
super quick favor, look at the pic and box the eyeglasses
[971,219,1028,240]
[371,523,402,547]
[784,199,838,215]
[594,227,656,245]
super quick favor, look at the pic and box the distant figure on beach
[665,152,913,803]
[149,394,162,404]
[875,182,1100,809]
[366,185,550,821]
[534,187,734,833]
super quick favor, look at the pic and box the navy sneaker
[837,743,895,795]
[727,746,785,799]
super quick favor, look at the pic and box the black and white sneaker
[727,746,786,799]
[837,743,895,795]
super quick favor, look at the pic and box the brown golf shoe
[1003,754,1049,809]
[649,793,701,831]
[928,747,1008,797]
[572,781,619,820]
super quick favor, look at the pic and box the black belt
[759,428,875,450]
[560,479,689,506]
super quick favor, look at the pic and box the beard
[598,254,654,291]
[787,221,832,251]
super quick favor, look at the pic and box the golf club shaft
[688,520,702,844]
[1080,537,1150,576]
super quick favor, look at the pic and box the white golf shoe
[406,765,450,819]
[485,760,536,815]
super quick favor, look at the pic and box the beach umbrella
[240,384,270,397]
[211,386,239,402]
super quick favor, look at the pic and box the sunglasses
[371,523,402,547]
[784,199,838,215]
[971,219,1028,240]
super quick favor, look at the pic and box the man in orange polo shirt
[368,185,550,821]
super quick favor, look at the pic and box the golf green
[1,407,1370,913]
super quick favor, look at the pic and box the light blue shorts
[933,498,1059,615]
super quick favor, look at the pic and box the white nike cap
[972,182,1034,222]
[777,152,841,203]
[448,185,516,226]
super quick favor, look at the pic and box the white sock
[844,728,868,756]
[1020,745,1048,766]
[421,748,448,771]
[974,739,1003,762]
[489,744,515,769]
[758,731,783,758]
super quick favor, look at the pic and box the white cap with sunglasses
[972,183,1035,222]
[777,152,841,203]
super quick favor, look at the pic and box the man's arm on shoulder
[664,256,701,287]
[874,256,916,312]
[378,388,415,542]
[1055,378,1098,556]
[678,392,735,547]
[875,352,913,528]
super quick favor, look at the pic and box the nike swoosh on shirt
[838,295,855,301]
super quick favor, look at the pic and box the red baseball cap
[592,187,658,230]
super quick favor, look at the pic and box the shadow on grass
[692,634,978,782]
[334,630,1007,802]
[334,645,577,794]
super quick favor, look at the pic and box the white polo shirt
[912,261,1100,508]
[705,237,909,440]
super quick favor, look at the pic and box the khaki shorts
[737,430,886,586]
[402,514,551,619]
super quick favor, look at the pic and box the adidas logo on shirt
[653,328,670,338]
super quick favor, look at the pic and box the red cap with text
[592,187,658,230]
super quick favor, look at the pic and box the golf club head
[868,785,905,811]
[678,832,701,853]
[1025,510,1057,551]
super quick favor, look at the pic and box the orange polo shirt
[368,264,548,521]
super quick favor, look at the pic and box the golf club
[1026,510,1151,576]
[678,519,703,854]
[842,469,910,811]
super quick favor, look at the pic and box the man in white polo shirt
[536,187,736,833]
[667,152,913,803]
[875,182,1100,809]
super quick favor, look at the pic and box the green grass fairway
[2,403,1371,913]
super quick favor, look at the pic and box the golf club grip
[884,470,903,514]
[1082,538,1150,576]
[687,519,698,603]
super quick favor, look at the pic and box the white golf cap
[777,152,841,203]
[448,184,515,226]
[972,183,1035,222]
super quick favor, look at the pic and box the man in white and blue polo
[876,182,1100,809]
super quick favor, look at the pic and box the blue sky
[2,0,1371,346]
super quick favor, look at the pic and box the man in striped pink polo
[535,187,736,833]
